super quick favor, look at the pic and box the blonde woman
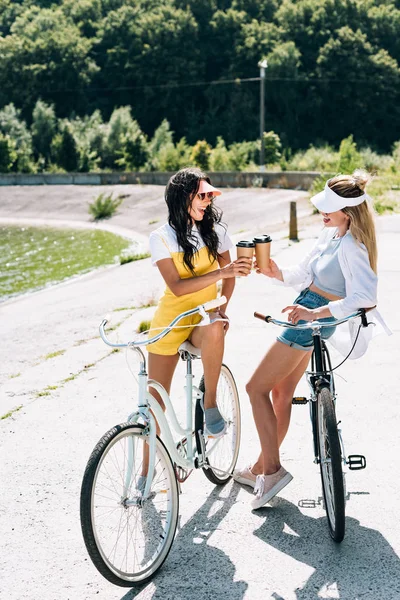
[234,170,391,509]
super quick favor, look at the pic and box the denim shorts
[277,288,337,351]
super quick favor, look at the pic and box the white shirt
[149,222,233,266]
[279,227,392,359]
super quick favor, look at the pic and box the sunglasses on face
[197,192,215,201]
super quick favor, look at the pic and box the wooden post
[289,201,298,241]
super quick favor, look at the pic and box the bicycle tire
[199,364,241,485]
[317,388,345,543]
[80,423,179,587]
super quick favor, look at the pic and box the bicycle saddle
[178,340,201,359]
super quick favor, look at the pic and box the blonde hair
[328,170,377,273]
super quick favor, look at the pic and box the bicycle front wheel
[80,423,179,587]
[199,364,241,485]
[317,388,345,543]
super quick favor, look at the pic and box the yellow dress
[148,245,218,355]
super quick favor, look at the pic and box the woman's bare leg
[246,341,310,475]
[189,318,225,409]
[141,352,179,475]
[251,352,310,475]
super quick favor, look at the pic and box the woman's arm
[155,254,251,297]
[282,303,332,324]
[256,229,332,289]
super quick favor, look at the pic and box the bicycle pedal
[292,396,309,405]
[347,454,366,470]
[298,499,317,509]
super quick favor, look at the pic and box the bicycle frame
[254,308,370,469]
[99,296,228,499]
[305,330,335,464]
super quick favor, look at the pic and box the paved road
[0,183,312,240]
[1,191,399,599]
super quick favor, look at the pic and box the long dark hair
[165,167,224,274]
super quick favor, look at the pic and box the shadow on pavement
[254,496,400,599]
[121,481,247,600]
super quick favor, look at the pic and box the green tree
[102,106,146,170]
[317,26,400,148]
[0,103,34,172]
[51,123,79,171]
[146,120,175,171]
[31,100,57,167]
[190,140,212,171]
[157,138,191,172]
[0,133,17,172]
[0,6,98,114]
[116,133,149,171]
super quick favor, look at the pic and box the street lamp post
[258,59,268,172]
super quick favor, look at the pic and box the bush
[287,145,338,171]
[337,135,362,173]
[227,141,256,171]
[210,137,230,171]
[359,147,393,173]
[88,192,124,220]
[392,141,400,168]
[263,130,282,165]
[369,174,400,214]
[137,320,151,333]
[120,252,150,265]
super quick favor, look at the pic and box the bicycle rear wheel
[80,423,179,587]
[317,388,345,543]
[199,364,241,485]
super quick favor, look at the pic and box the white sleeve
[215,223,233,254]
[149,231,172,266]
[328,238,378,319]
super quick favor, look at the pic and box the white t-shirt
[149,222,233,266]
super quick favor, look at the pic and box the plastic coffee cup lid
[253,235,271,243]
[236,240,255,248]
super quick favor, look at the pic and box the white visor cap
[311,180,368,213]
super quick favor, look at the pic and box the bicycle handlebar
[100,295,227,349]
[254,309,368,330]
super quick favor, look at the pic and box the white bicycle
[80,296,241,587]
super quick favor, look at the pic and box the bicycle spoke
[80,424,179,586]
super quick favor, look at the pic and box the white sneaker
[233,465,257,489]
[251,467,293,510]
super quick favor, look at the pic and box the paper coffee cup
[236,240,255,259]
[253,235,271,269]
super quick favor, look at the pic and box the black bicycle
[254,308,370,543]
